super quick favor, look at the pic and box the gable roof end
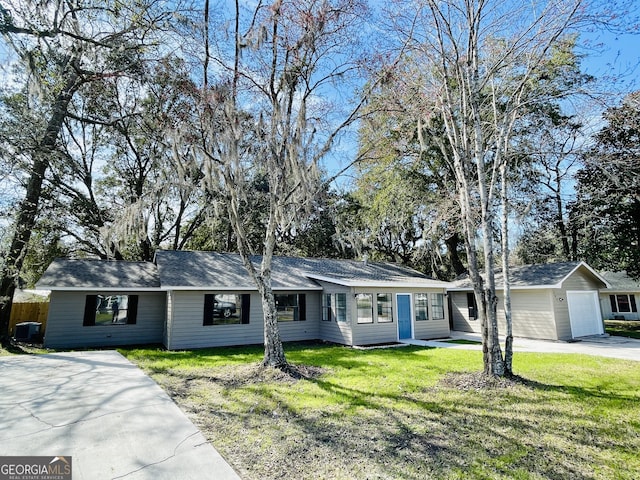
[566,261,611,289]
[449,261,610,290]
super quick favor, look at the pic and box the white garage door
[567,291,604,338]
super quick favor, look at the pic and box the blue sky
[581,28,640,94]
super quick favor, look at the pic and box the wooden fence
[9,302,49,336]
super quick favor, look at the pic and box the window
[415,293,429,321]
[336,293,347,322]
[356,293,373,324]
[467,292,478,320]
[275,294,306,322]
[377,293,393,323]
[322,294,332,321]
[203,294,250,325]
[610,294,638,313]
[83,294,138,326]
[431,293,445,320]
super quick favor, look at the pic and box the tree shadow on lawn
[184,362,636,480]
[130,343,638,478]
[300,374,632,478]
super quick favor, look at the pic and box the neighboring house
[599,271,640,321]
[448,262,610,341]
[36,251,452,349]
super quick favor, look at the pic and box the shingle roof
[154,251,451,289]
[451,261,609,290]
[600,271,640,292]
[36,259,160,290]
[154,251,322,290]
[288,257,451,287]
[36,251,452,291]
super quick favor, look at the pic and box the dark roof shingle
[36,259,160,290]
[37,251,452,290]
[600,271,640,291]
[154,251,450,289]
[154,251,321,290]
[452,261,607,289]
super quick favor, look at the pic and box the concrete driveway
[408,332,640,361]
[0,350,240,480]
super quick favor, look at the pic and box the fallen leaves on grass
[176,362,327,388]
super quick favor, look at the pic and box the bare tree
[390,0,595,376]
[516,113,585,262]
[193,0,373,368]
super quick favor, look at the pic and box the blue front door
[397,294,412,339]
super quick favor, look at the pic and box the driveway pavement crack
[109,430,203,479]
[3,401,172,440]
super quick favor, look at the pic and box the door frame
[396,293,413,340]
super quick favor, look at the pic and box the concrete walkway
[404,331,640,362]
[0,350,240,480]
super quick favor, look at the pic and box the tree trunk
[554,167,571,260]
[258,280,287,368]
[476,157,504,376]
[0,69,80,344]
[259,199,288,368]
[474,139,504,377]
[501,163,513,376]
[445,232,466,277]
[455,176,498,375]
[226,165,288,369]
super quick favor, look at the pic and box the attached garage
[449,262,610,341]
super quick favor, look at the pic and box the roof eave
[447,284,563,291]
[601,287,640,293]
[161,285,323,291]
[306,274,450,289]
[37,286,162,292]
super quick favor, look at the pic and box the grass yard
[605,320,640,339]
[121,342,640,480]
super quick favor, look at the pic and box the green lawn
[605,320,640,339]
[121,343,640,480]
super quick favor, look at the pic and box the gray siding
[498,289,556,340]
[413,316,449,340]
[452,290,556,339]
[351,287,449,345]
[44,291,165,348]
[317,281,353,345]
[166,290,321,350]
[164,290,174,347]
[279,292,321,342]
[167,291,263,349]
[451,266,606,341]
[555,269,604,340]
[451,292,481,333]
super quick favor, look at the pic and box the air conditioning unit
[14,322,42,342]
